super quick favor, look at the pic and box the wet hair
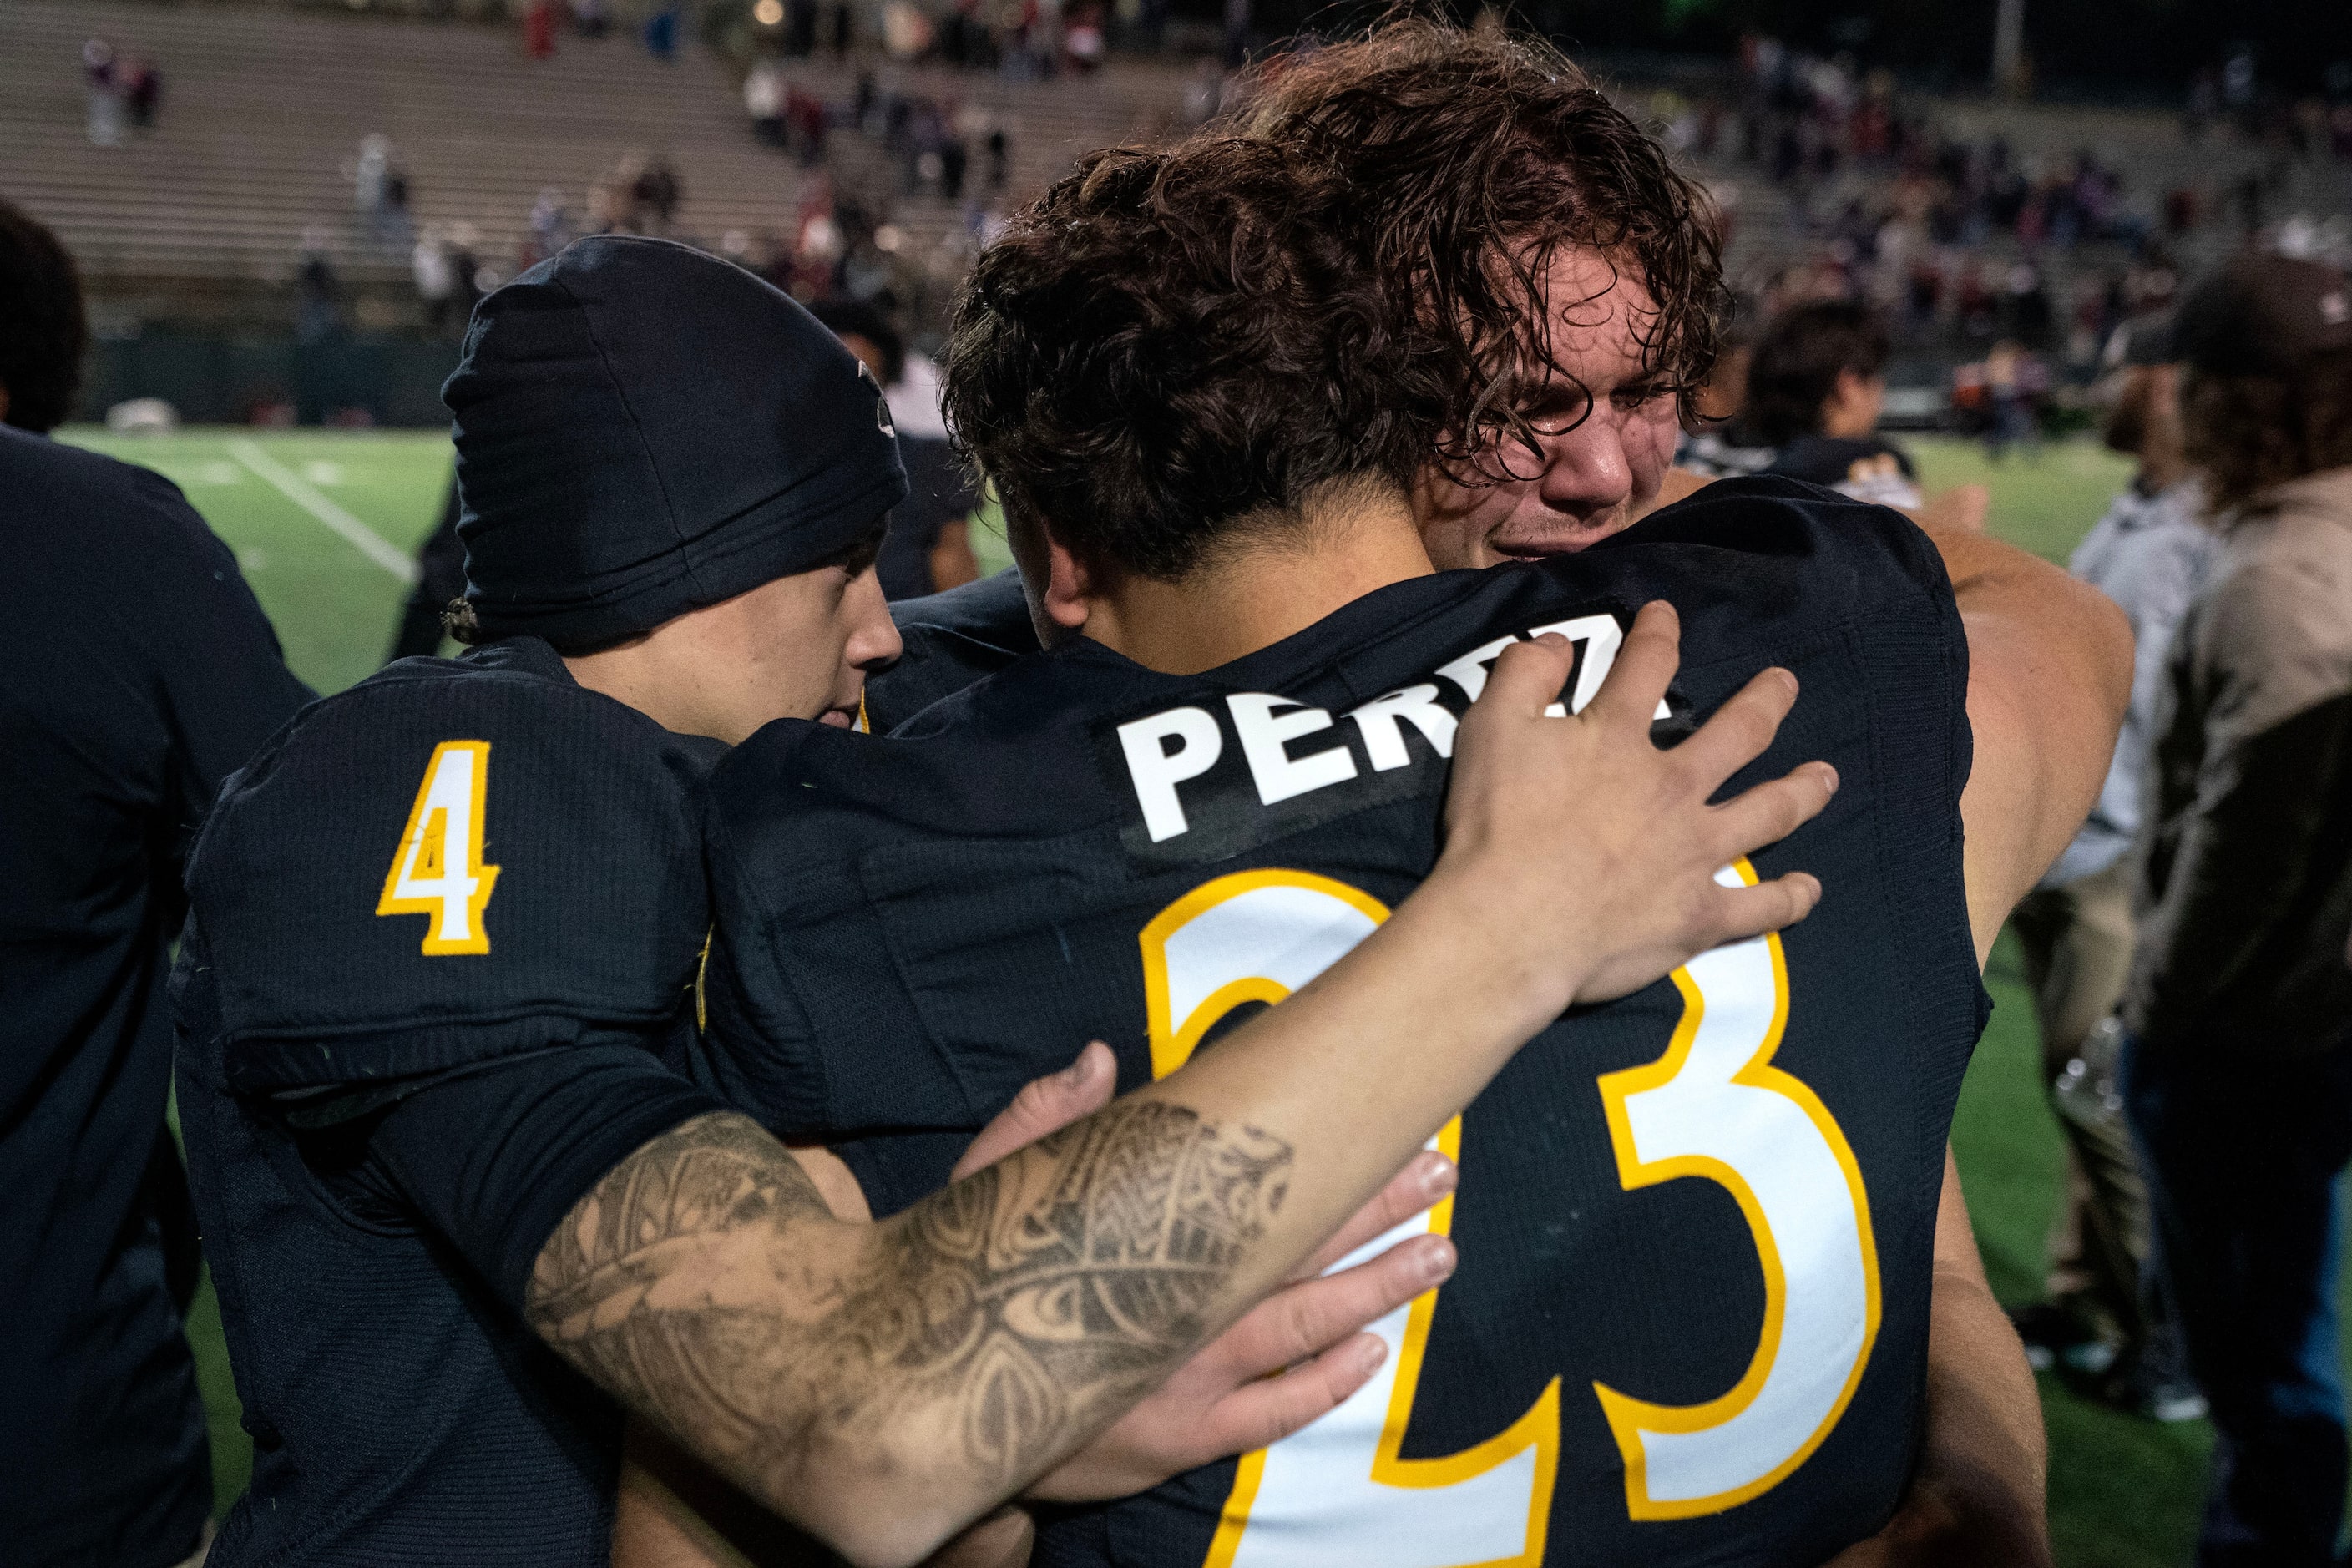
[0,198,89,433]
[1227,19,1726,479]
[2183,348,2352,512]
[943,137,1443,580]
[1743,298,1892,447]
[944,18,1728,574]
[805,296,905,387]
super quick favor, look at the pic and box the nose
[843,567,904,671]
[1534,412,1635,521]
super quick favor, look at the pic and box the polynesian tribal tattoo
[526,1100,1293,1496]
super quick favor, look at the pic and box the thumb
[953,1039,1118,1179]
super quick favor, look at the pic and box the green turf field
[62,427,2274,1562]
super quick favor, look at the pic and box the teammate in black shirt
[702,34,2131,1566]
[3,195,311,1568]
[176,236,1832,1567]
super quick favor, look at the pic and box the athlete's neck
[1077,485,1435,676]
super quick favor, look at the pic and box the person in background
[387,475,466,663]
[122,54,162,130]
[1748,297,1925,508]
[807,297,983,599]
[83,37,123,146]
[1673,290,1774,479]
[2006,312,2213,1423]
[2122,254,2352,1567]
[0,197,311,1568]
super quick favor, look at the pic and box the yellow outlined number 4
[1138,863,1879,1565]
[377,741,500,954]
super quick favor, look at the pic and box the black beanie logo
[857,362,898,438]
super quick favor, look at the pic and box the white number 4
[376,741,500,955]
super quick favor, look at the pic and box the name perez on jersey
[1107,605,1683,866]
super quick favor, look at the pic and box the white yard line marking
[227,438,418,584]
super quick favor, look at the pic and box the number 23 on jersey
[377,740,501,954]
[1139,864,1879,1567]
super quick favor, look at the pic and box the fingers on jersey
[1581,598,1682,726]
[1297,1150,1458,1278]
[949,1039,1119,1180]
[1167,1234,1455,1462]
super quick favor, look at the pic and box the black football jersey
[699,479,1988,1568]
[174,637,720,1566]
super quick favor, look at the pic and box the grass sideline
[64,427,2294,1562]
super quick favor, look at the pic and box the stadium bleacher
[0,0,1186,324]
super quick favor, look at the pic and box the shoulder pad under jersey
[186,640,721,1091]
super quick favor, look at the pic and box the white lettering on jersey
[1111,609,1666,842]
[1348,684,1457,771]
[1592,862,1881,1518]
[1141,871,1559,1568]
[1140,863,1882,1558]
[1433,635,1518,704]
[1117,706,1225,842]
[1228,694,1358,806]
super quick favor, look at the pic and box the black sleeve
[364,1042,729,1312]
[129,465,312,853]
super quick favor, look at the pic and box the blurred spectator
[807,298,982,599]
[745,57,787,145]
[296,227,342,344]
[631,155,682,233]
[569,0,611,38]
[0,195,311,1568]
[412,225,456,334]
[1955,339,2048,461]
[2007,314,2213,1423]
[82,38,122,146]
[1181,58,1227,129]
[2122,255,2352,1566]
[1676,292,1775,478]
[121,55,161,131]
[523,186,574,268]
[445,222,486,322]
[524,0,559,59]
[643,6,680,60]
[348,134,411,249]
[1748,298,1925,508]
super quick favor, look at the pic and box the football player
[690,87,2127,1568]
[174,235,1832,1568]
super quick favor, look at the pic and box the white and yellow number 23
[377,740,500,955]
[1137,864,1879,1568]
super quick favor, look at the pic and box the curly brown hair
[943,18,1725,577]
[944,137,1445,579]
[2183,348,2352,513]
[1231,19,1726,476]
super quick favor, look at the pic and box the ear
[1038,530,1097,634]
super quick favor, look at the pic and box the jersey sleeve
[365,1043,728,1312]
[185,663,713,1093]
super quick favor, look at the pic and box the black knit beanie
[443,235,908,651]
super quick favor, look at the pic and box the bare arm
[613,1053,1459,1568]
[532,609,1837,1567]
[1834,518,2126,1562]
[1929,518,2132,959]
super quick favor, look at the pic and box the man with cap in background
[2006,311,2213,1422]
[176,233,1831,1567]
[2121,254,2352,1565]
[0,196,310,1568]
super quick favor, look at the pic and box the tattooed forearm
[526,1101,1292,1536]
